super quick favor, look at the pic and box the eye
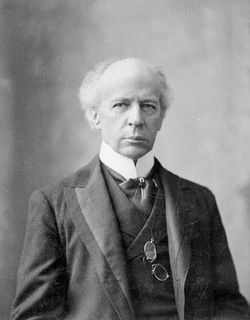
[113,102,129,108]
[143,103,155,109]
[141,103,157,114]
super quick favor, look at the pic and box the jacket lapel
[65,157,197,320]
[67,160,135,320]
[160,167,192,320]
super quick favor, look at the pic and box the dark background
[0,1,250,319]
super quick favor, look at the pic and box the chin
[121,146,150,160]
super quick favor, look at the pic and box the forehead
[97,60,161,100]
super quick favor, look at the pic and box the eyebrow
[110,97,131,103]
[141,99,158,104]
[110,97,159,104]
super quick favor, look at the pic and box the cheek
[149,117,162,131]
[101,119,122,138]
[104,116,125,129]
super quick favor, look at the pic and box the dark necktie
[119,177,158,218]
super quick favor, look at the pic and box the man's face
[93,60,163,160]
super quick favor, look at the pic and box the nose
[127,102,144,127]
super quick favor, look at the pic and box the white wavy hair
[78,58,172,128]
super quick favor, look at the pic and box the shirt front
[101,161,178,320]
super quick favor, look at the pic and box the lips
[124,136,146,145]
[125,136,145,141]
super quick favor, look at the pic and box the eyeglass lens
[152,263,169,281]
[144,239,156,262]
[144,239,169,281]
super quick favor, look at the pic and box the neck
[99,141,154,179]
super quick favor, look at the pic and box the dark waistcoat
[102,165,179,320]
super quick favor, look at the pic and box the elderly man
[11,58,249,320]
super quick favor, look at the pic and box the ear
[89,106,101,130]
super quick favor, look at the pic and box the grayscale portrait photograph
[0,1,250,319]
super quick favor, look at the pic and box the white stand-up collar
[99,141,155,180]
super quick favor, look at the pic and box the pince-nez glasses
[144,238,169,281]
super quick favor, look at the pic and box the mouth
[124,136,146,143]
[125,136,145,141]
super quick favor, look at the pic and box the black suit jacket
[11,157,249,320]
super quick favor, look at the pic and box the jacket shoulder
[35,156,99,202]
[161,165,215,200]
